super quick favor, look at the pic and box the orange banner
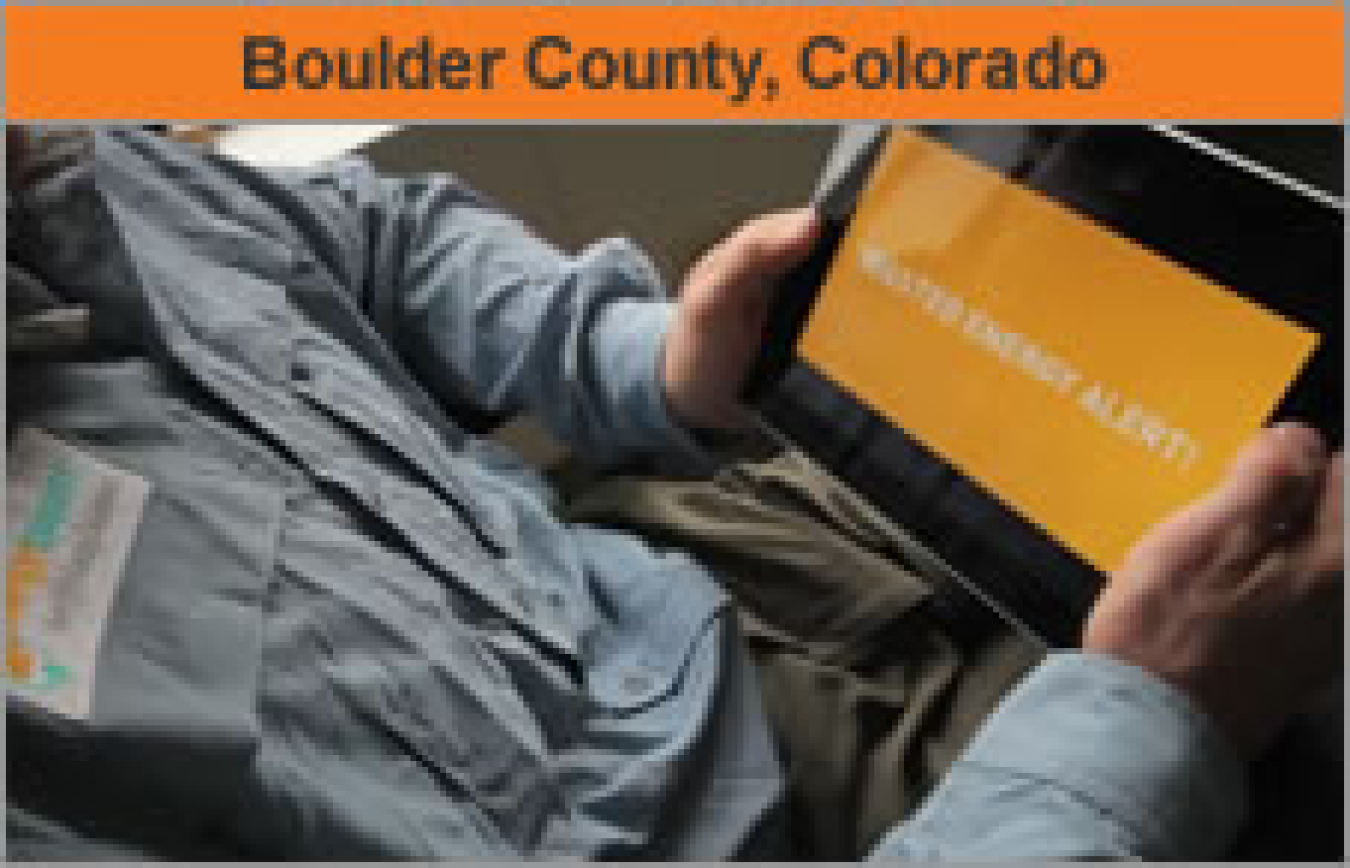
[8,5,1343,120]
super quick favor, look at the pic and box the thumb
[1185,422,1328,563]
[1219,422,1326,526]
[691,207,823,297]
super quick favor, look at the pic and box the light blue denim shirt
[6,129,1247,861]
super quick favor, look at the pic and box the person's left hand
[661,207,822,430]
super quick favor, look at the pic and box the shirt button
[289,360,314,383]
[622,673,653,695]
[545,590,566,610]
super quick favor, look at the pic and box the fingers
[666,207,823,430]
[1093,424,1341,758]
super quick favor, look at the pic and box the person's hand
[662,208,822,430]
[1084,422,1344,757]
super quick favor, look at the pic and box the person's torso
[6,128,781,860]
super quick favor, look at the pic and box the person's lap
[565,445,1043,859]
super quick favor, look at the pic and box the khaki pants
[565,447,1045,860]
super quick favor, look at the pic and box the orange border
[8,5,1344,120]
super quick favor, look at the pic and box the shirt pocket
[8,371,287,814]
[578,533,727,714]
[95,461,284,789]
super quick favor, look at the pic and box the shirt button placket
[289,357,314,386]
[511,585,534,617]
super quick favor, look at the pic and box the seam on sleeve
[952,759,1167,857]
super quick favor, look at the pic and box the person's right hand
[1083,422,1343,758]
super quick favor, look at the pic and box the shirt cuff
[954,650,1250,860]
[589,296,727,478]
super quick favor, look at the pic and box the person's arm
[283,156,719,472]
[875,424,1341,862]
[233,145,822,474]
[870,652,1247,861]
[7,805,162,862]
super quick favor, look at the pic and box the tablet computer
[747,124,1344,646]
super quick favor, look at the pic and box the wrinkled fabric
[6,128,779,860]
[872,652,1249,861]
[6,128,1249,862]
[565,446,1046,860]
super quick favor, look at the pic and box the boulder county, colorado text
[244,34,1108,103]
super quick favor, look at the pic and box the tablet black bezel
[744,124,1343,645]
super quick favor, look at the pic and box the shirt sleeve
[262,156,721,477]
[7,805,160,862]
[869,651,1250,862]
